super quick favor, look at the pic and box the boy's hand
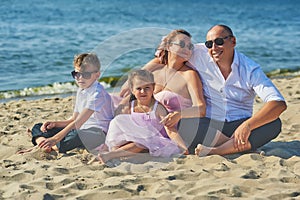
[38,137,57,150]
[40,122,55,132]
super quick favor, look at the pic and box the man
[188,25,286,155]
[121,24,287,155]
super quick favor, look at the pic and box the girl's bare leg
[98,142,145,164]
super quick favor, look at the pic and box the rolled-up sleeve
[251,68,285,102]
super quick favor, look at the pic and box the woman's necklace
[163,64,185,89]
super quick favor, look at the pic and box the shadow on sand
[224,140,300,160]
[259,140,300,159]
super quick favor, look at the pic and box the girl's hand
[183,149,189,155]
[160,112,181,128]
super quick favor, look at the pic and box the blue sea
[1,0,299,101]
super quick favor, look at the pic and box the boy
[30,53,114,153]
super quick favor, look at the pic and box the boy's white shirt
[74,80,114,132]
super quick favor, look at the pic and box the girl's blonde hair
[128,69,154,90]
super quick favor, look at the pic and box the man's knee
[249,118,282,150]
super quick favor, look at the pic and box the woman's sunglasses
[71,70,98,79]
[170,40,194,50]
[205,35,232,49]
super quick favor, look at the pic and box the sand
[0,77,299,200]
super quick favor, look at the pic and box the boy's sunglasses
[71,70,98,79]
[205,35,232,49]
[170,40,194,50]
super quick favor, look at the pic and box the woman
[151,29,206,131]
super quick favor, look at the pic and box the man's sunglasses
[205,35,233,49]
[71,70,98,79]
[170,40,194,50]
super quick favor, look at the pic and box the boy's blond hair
[73,53,101,71]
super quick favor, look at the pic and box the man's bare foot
[195,144,213,157]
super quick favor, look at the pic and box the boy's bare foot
[27,128,32,135]
[17,146,53,154]
[195,144,213,157]
[16,146,36,154]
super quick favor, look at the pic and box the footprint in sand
[52,167,70,175]
[241,170,261,179]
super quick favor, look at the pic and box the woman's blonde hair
[156,29,192,64]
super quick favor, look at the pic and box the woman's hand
[119,81,131,97]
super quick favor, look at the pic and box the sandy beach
[0,76,299,200]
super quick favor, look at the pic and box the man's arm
[245,100,286,130]
[233,100,287,150]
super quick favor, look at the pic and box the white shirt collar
[79,80,99,94]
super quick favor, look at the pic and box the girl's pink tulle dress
[105,100,181,157]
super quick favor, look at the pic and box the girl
[97,69,188,164]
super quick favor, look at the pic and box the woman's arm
[162,70,206,128]
[142,58,164,72]
[182,69,206,117]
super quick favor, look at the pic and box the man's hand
[232,121,251,151]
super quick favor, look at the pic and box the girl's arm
[156,104,188,154]
[164,126,188,154]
